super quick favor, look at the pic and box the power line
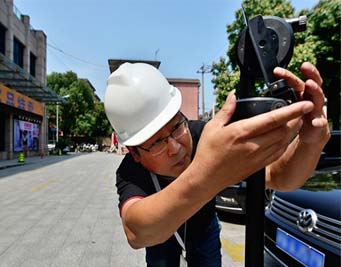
[47,43,107,68]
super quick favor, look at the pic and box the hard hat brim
[121,86,182,147]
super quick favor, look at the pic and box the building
[167,78,199,120]
[108,59,199,120]
[80,78,101,103]
[0,0,63,160]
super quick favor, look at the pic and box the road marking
[31,180,55,192]
[221,237,245,262]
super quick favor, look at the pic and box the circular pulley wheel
[237,16,294,78]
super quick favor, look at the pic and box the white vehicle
[47,143,55,152]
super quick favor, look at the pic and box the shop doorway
[0,111,6,151]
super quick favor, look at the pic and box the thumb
[214,90,236,126]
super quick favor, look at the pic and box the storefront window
[13,118,40,152]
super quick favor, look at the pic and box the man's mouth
[173,155,187,167]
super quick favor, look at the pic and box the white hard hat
[104,62,182,146]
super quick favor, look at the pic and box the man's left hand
[274,62,330,144]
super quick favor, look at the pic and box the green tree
[90,102,113,138]
[62,79,95,136]
[47,72,95,138]
[47,71,114,141]
[309,0,341,129]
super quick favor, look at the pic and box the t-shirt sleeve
[116,154,153,212]
[116,171,147,210]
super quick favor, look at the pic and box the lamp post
[56,95,70,143]
[56,103,59,143]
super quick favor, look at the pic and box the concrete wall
[0,0,48,159]
[168,79,200,120]
[0,0,46,84]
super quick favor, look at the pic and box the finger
[312,116,328,128]
[287,118,303,137]
[300,62,323,87]
[273,67,305,93]
[236,101,313,137]
[244,136,289,170]
[213,90,236,126]
[302,79,327,127]
[303,79,325,112]
[246,119,301,153]
[262,141,288,167]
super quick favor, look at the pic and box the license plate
[276,228,325,267]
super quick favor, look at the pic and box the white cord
[150,172,186,252]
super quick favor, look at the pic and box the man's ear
[127,146,141,163]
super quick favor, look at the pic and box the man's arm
[266,62,330,191]
[121,87,316,249]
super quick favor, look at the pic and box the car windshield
[301,166,341,192]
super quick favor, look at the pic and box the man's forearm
[266,131,330,191]
[122,162,222,248]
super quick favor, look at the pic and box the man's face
[131,113,193,178]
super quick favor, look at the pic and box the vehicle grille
[269,194,341,248]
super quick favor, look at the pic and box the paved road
[0,152,280,266]
[218,213,281,267]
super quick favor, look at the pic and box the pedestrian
[104,62,329,266]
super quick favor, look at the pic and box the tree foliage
[309,0,341,129]
[47,71,113,140]
[91,102,113,137]
[212,0,340,129]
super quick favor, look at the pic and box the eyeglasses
[138,117,188,156]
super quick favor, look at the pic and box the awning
[0,53,65,103]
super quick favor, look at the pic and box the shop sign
[0,84,44,116]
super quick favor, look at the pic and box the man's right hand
[191,90,313,190]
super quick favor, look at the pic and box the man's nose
[167,136,181,156]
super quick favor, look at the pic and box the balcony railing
[12,3,35,30]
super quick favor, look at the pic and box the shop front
[0,84,45,160]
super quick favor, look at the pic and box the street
[0,152,279,266]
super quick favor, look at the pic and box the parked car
[216,182,247,215]
[265,131,341,267]
[317,130,341,169]
[264,164,341,267]
[216,182,275,218]
[47,143,55,152]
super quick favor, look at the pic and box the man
[104,62,329,266]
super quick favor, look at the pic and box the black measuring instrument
[231,6,306,266]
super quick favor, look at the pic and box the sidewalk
[0,155,48,170]
[0,152,112,170]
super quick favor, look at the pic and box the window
[30,52,36,77]
[0,23,6,55]
[13,37,24,68]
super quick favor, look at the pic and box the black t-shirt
[116,120,216,243]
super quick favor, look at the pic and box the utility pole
[197,64,211,118]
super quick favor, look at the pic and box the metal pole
[56,103,59,143]
[245,169,265,267]
[201,69,205,117]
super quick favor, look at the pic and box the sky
[15,0,318,114]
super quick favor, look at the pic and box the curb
[0,162,26,170]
